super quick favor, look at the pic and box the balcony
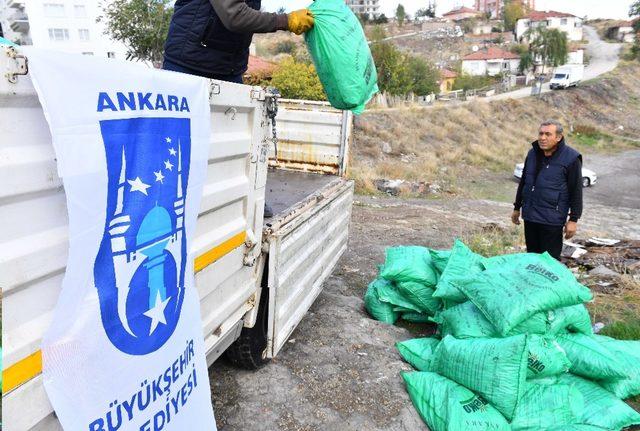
[9,12,29,33]
[7,0,26,9]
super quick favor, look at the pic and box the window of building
[74,4,87,18]
[107,52,116,59]
[43,3,65,18]
[561,18,568,25]
[78,29,90,40]
[82,52,94,56]
[48,28,69,41]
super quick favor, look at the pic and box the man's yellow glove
[288,9,314,35]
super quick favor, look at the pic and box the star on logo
[165,137,172,143]
[169,147,177,156]
[154,170,165,183]
[164,160,174,171]
[127,177,151,195]
[144,291,171,335]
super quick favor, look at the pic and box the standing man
[163,0,314,82]
[511,120,583,260]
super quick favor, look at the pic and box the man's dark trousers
[524,221,563,260]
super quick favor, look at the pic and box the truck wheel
[224,285,271,370]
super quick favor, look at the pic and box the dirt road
[583,149,640,210]
[208,149,639,430]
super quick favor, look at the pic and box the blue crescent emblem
[94,118,191,355]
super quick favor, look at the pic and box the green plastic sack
[458,252,592,336]
[401,312,432,323]
[481,252,539,269]
[364,279,399,324]
[402,372,510,431]
[558,373,640,430]
[511,380,583,431]
[396,338,440,371]
[397,281,441,315]
[379,246,438,286]
[595,335,640,399]
[440,301,548,339]
[545,426,610,431]
[548,304,593,335]
[375,280,421,313]
[428,249,451,275]
[432,240,485,303]
[430,335,528,420]
[527,335,571,379]
[305,0,378,114]
[556,333,626,381]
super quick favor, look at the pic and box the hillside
[350,61,640,198]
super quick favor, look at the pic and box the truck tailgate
[265,178,354,357]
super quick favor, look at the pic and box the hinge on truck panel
[250,88,265,101]
[4,46,28,84]
[209,82,220,97]
[243,229,258,266]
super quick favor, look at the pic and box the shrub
[269,59,326,101]
[274,39,297,55]
[452,74,496,91]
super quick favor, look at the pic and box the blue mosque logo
[94,118,191,355]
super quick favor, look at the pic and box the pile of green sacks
[365,239,640,431]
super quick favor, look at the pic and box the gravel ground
[208,149,640,430]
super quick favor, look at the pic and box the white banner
[26,48,217,431]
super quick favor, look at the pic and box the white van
[0,45,354,430]
[550,64,584,89]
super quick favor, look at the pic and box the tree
[370,37,439,96]
[518,49,534,73]
[371,41,411,95]
[525,27,568,73]
[373,14,388,24]
[630,0,640,18]
[359,13,370,24]
[396,4,406,27]
[99,0,173,67]
[415,1,436,19]
[630,1,640,60]
[277,6,286,14]
[406,56,439,95]
[269,59,326,101]
[503,1,525,32]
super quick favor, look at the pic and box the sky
[262,0,635,20]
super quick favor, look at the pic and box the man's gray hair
[540,120,564,135]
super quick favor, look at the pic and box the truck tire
[224,284,271,370]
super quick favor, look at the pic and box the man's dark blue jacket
[163,0,287,77]
[514,138,583,226]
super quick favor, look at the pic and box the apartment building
[345,0,380,19]
[0,0,127,58]
[475,0,535,19]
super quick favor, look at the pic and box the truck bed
[265,169,341,221]
[262,168,354,357]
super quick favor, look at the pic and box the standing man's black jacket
[164,0,288,77]
[514,139,583,226]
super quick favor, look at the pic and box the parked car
[513,163,597,187]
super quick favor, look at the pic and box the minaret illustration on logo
[95,117,191,355]
[107,141,185,337]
